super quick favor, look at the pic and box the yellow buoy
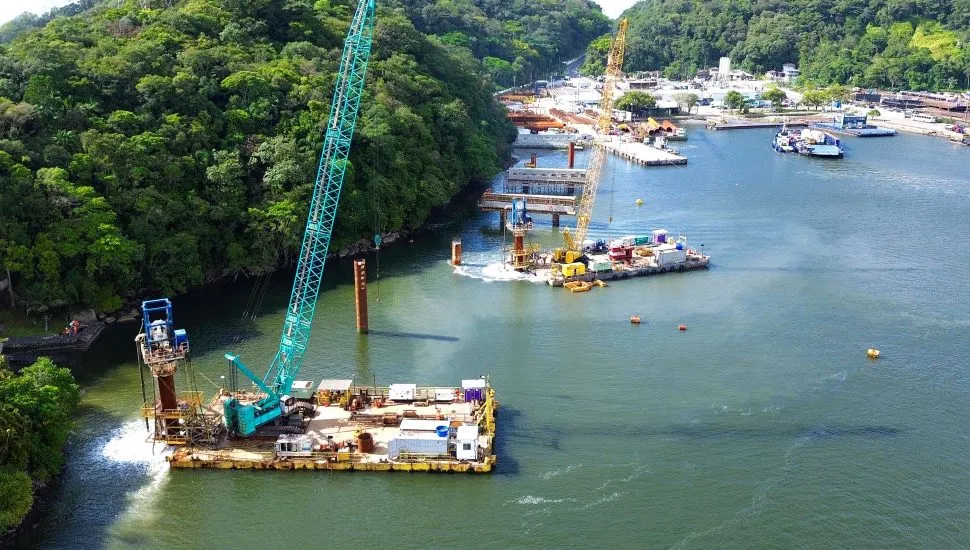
[636,198,644,206]
[867,348,880,359]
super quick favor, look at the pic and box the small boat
[772,123,797,153]
[593,279,607,287]
[950,133,970,146]
[564,280,592,292]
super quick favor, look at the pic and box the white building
[718,57,731,82]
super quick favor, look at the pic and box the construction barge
[166,379,498,473]
[537,230,710,289]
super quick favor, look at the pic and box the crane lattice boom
[571,18,628,248]
[223,0,377,436]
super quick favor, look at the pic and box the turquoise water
[25,128,970,548]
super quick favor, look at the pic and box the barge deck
[168,380,498,473]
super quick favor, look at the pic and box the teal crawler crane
[222,0,377,437]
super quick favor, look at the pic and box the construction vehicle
[552,18,628,271]
[222,0,377,437]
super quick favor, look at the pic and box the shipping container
[633,236,652,246]
[588,260,613,272]
[388,433,449,459]
[656,249,686,266]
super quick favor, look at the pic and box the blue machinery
[222,0,377,436]
[140,299,188,359]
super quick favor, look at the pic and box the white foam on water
[101,420,171,522]
[539,463,581,480]
[582,491,623,509]
[512,495,573,505]
[453,261,545,284]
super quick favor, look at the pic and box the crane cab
[552,248,584,264]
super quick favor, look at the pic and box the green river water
[21,127,970,549]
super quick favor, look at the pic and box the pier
[602,141,687,166]
[477,192,576,227]
[707,120,809,130]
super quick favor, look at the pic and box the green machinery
[223,0,377,436]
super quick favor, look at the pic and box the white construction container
[388,433,448,459]
[434,388,456,402]
[289,380,315,400]
[456,425,479,461]
[388,383,416,401]
[656,248,687,266]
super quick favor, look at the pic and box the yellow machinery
[554,18,628,271]
[561,262,587,277]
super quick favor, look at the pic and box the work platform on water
[478,192,576,227]
[502,167,587,195]
[532,231,710,287]
[167,379,497,473]
[513,132,592,149]
[602,141,687,166]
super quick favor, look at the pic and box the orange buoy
[678,324,687,331]
[630,315,641,324]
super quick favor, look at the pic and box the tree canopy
[762,87,787,109]
[723,90,746,111]
[615,91,656,112]
[0,0,607,312]
[0,357,80,533]
[590,0,970,91]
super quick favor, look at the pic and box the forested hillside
[0,0,607,312]
[397,0,610,86]
[588,0,970,90]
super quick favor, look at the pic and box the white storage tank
[388,383,416,401]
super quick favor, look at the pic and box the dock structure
[602,141,687,166]
[502,167,587,195]
[168,381,498,474]
[478,192,576,227]
[707,120,809,130]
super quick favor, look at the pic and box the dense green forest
[0,356,80,533]
[584,0,970,90]
[0,0,607,312]
[396,0,610,86]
